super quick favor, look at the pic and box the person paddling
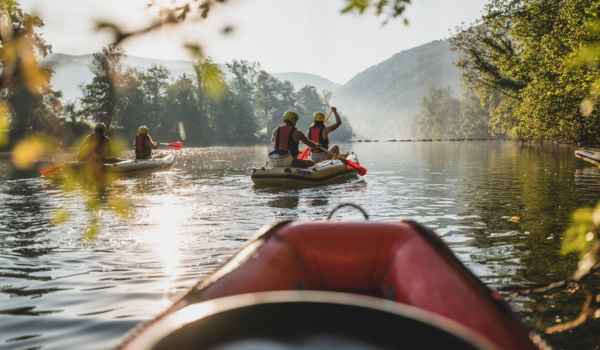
[134,126,160,159]
[271,110,321,168]
[78,123,112,162]
[307,107,342,163]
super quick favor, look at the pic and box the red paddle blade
[298,148,310,160]
[168,142,183,150]
[41,165,64,177]
[341,159,367,176]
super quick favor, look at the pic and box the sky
[19,0,487,84]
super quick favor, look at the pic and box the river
[1,141,599,350]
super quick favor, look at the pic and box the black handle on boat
[328,203,369,220]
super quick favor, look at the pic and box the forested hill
[44,54,338,99]
[271,72,340,92]
[332,40,460,139]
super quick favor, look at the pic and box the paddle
[159,142,183,150]
[319,147,367,176]
[298,110,334,160]
[298,147,310,160]
[40,164,64,177]
[324,109,334,123]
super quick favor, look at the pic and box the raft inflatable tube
[63,153,176,176]
[117,209,543,350]
[575,148,600,166]
[251,152,360,185]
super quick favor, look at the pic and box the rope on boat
[327,203,369,220]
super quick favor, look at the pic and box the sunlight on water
[1,142,600,349]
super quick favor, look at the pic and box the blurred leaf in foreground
[563,203,600,280]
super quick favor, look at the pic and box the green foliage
[449,0,600,143]
[563,204,600,279]
[253,70,297,135]
[341,0,411,24]
[417,85,460,139]
[416,84,492,139]
[0,0,69,147]
[459,91,495,138]
[79,44,126,131]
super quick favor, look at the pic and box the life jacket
[135,134,152,159]
[274,125,299,157]
[78,133,106,161]
[308,125,328,153]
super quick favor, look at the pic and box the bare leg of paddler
[324,145,340,160]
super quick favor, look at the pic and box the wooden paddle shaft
[319,146,340,159]
[324,110,334,124]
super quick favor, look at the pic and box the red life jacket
[308,125,328,153]
[275,125,299,157]
[135,134,152,159]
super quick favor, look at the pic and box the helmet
[95,123,107,132]
[282,110,299,125]
[138,126,149,135]
[313,112,325,122]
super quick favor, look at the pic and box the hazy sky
[20,0,486,84]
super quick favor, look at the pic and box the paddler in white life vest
[77,123,112,162]
[306,106,342,163]
[271,110,321,168]
[134,126,160,159]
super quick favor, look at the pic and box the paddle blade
[41,165,64,177]
[341,159,367,176]
[298,148,310,160]
[168,142,183,150]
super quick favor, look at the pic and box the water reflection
[308,197,328,207]
[267,196,300,210]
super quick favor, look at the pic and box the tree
[226,59,260,118]
[295,85,327,132]
[138,64,171,136]
[193,57,258,144]
[417,85,460,139]
[458,91,492,138]
[114,68,146,136]
[0,0,64,145]
[253,71,296,136]
[165,73,206,144]
[79,44,127,131]
[449,0,600,143]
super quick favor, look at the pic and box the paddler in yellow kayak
[271,110,321,168]
[134,126,160,159]
[77,123,113,162]
[306,106,342,163]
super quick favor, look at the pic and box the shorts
[311,151,327,163]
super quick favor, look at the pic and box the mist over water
[1,141,600,349]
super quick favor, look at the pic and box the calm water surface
[1,141,600,350]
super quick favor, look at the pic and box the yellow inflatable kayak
[251,152,360,186]
[575,148,600,166]
[63,153,176,176]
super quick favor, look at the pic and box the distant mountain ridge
[44,54,339,100]
[271,72,340,92]
[332,40,461,139]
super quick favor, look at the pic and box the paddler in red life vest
[271,110,321,168]
[306,106,342,163]
[77,123,112,162]
[134,126,160,159]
